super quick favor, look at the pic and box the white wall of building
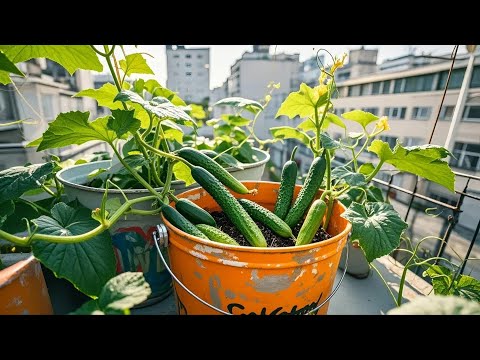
[166,46,210,104]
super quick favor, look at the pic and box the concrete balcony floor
[132,256,432,315]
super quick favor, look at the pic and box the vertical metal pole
[444,50,477,152]
[460,218,480,274]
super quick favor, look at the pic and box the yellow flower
[376,116,390,131]
[318,68,327,84]
[313,84,328,102]
[264,94,272,103]
[330,53,347,73]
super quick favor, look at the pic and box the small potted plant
[155,52,457,315]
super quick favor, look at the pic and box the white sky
[112,45,461,90]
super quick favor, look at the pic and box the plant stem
[370,262,399,307]
[16,198,50,215]
[103,46,123,93]
[0,195,157,247]
[111,144,162,200]
[365,160,385,182]
[40,184,58,199]
[136,135,191,166]
[314,105,321,154]
[160,161,173,200]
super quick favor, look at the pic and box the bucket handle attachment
[153,224,349,315]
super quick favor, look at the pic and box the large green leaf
[37,111,116,151]
[332,166,367,187]
[119,53,154,77]
[162,121,183,143]
[424,265,480,302]
[71,272,151,315]
[144,80,185,106]
[0,201,14,227]
[114,90,193,124]
[321,112,346,130]
[297,118,316,133]
[367,140,455,192]
[214,97,263,114]
[388,295,480,315]
[342,110,379,129]
[172,161,195,186]
[98,272,151,311]
[221,114,251,127]
[276,83,328,119]
[341,202,408,262]
[107,109,140,138]
[0,162,54,201]
[0,200,41,234]
[0,45,102,74]
[320,132,340,150]
[74,83,123,110]
[270,126,310,145]
[31,202,116,297]
[0,50,24,85]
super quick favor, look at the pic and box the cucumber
[175,198,216,227]
[190,166,267,247]
[284,155,327,228]
[161,204,209,240]
[196,224,240,246]
[201,150,244,170]
[238,198,293,238]
[177,148,252,194]
[273,147,298,220]
[295,199,327,246]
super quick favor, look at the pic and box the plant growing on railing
[270,50,456,263]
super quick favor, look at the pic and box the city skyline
[100,45,460,89]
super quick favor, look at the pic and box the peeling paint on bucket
[163,181,351,315]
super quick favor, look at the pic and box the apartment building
[273,49,480,231]
[166,45,210,104]
[0,59,107,170]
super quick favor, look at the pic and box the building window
[185,63,192,67]
[463,105,480,121]
[437,68,465,90]
[41,94,56,119]
[379,135,398,148]
[362,107,379,115]
[333,108,346,116]
[471,66,480,88]
[451,142,480,171]
[439,105,455,121]
[197,54,203,59]
[348,85,361,97]
[403,137,423,147]
[0,88,15,121]
[371,81,381,95]
[412,107,432,120]
[382,80,391,94]
[186,72,192,76]
[360,84,371,96]
[404,74,435,92]
[384,107,406,120]
[185,54,191,58]
[393,79,404,93]
[173,54,179,58]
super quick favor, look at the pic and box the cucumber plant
[270,49,456,262]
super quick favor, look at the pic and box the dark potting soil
[211,211,332,248]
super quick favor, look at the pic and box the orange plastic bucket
[160,181,351,315]
[0,255,53,315]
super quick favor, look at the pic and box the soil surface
[211,211,332,248]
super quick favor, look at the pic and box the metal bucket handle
[153,223,349,315]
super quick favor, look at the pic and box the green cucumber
[161,204,209,240]
[295,199,327,246]
[196,224,240,246]
[273,147,298,220]
[238,198,293,238]
[175,198,216,227]
[177,148,252,194]
[190,166,267,247]
[284,154,327,228]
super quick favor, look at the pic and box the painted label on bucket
[112,226,171,297]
